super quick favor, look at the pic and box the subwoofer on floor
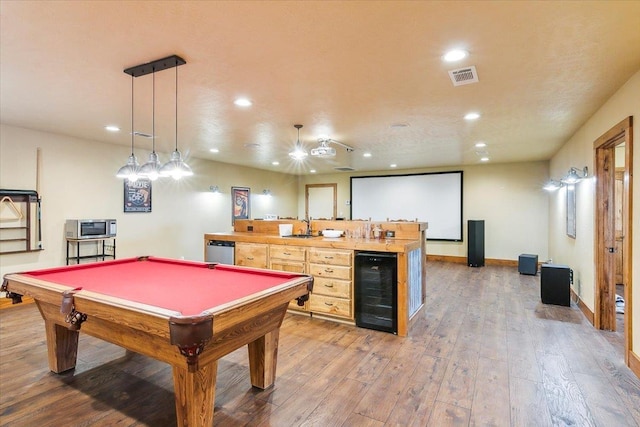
[540,264,572,306]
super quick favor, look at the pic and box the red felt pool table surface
[22,256,301,316]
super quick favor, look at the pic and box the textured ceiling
[1,1,639,175]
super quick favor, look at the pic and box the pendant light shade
[116,154,140,182]
[160,149,193,180]
[160,59,192,179]
[139,69,162,181]
[139,151,162,180]
[116,75,140,181]
[288,124,308,160]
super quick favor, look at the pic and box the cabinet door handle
[324,302,334,306]
[324,268,334,273]
[324,256,333,259]
[323,284,334,288]
[247,257,254,260]
[284,252,291,255]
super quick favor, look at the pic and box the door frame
[305,183,337,220]
[594,116,633,365]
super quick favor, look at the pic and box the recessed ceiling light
[272,161,280,166]
[310,169,316,173]
[464,112,481,120]
[234,98,252,107]
[363,152,372,158]
[480,157,490,162]
[390,164,397,168]
[209,148,219,153]
[105,125,120,132]
[475,142,487,148]
[443,49,468,62]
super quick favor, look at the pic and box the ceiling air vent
[133,131,153,138]
[334,166,355,172]
[448,65,479,86]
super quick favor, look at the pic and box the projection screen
[350,171,463,241]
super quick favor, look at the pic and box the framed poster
[124,179,152,213]
[231,186,250,223]
[566,185,576,238]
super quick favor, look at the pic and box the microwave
[65,219,117,239]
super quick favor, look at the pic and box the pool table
[2,256,313,426]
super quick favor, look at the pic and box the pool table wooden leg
[172,360,217,427]
[247,328,280,389]
[42,316,79,373]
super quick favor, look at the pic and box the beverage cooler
[355,251,398,334]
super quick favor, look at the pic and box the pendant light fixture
[288,124,308,160]
[139,68,162,180]
[120,55,188,180]
[160,59,193,180]
[116,75,140,181]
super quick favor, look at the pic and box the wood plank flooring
[1,262,639,426]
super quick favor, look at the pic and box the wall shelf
[0,189,42,255]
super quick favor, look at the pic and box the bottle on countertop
[373,224,382,239]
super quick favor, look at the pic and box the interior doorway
[305,183,337,220]
[594,116,633,366]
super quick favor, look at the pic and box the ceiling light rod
[116,74,140,181]
[138,68,162,180]
[159,58,193,179]
[124,55,186,77]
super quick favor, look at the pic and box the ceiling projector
[310,146,337,157]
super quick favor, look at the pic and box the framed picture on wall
[566,185,576,238]
[124,178,152,213]
[231,186,250,224]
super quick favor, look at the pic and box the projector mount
[310,137,354,158]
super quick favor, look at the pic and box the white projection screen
[350,171,463,241]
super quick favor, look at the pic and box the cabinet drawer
[235,243,268,268]
[270,260,305,273]
[270,245,306,262]
[309,264,352,281]
[313,277,351,298]
[308,249,352,266]
[309,294,352,318]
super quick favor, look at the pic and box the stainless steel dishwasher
[205,240,235,264]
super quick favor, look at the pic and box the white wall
[299,161,550,261]
[0,125,299,276]
[548,70,639,362]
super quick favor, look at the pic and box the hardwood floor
[1,262,639,426]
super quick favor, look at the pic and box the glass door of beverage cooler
[354,251,397,334]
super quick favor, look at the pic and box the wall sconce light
[560,166,588,185]
[543,180,563,191]
[209,185,220,193]
[262,189,272,196]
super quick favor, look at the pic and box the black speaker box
[540,264,572,306]
[518,254,538,275]
[468,220,485,267]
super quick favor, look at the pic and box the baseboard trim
[630,351,640,379]
[425,255,519,267]
[570,288,595,325]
